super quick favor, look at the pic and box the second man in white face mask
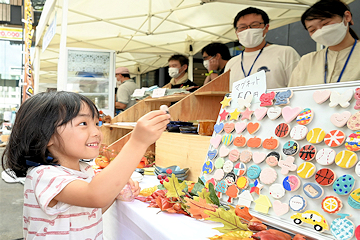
[224,7,300,90]
[167,54,198,92]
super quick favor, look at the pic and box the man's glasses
[235,22,265,33]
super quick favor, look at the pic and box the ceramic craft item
[296,108,314,125]
[282,106,302,123]
[278,156,297,175]
[345,132,360,151]
[347,112,360,131]
[331,213,355,240]
[291,210,329,232]
[330,111,352,127]
[329,89,353,108]
[290,125,308,140]
[313,90,331,104]
[237,94,253,110]
[260,92,275,107]
[254,107,268,121]
[229,109,241,121]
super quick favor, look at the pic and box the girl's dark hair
[1,91,99,177]
[301,0,359,40]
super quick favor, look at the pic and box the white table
[103,175,222,240]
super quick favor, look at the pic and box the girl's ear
[47,136,54,147]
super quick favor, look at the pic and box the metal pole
[57,0,68,91]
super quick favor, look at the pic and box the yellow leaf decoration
[139,186,158,196]
[193,187,213,204]
[208,230,253,240]
[220,230,253,238]
[163,173,187,199]
[205,208,249,233]
[184,197,217,219]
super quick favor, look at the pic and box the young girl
[288,0,360,87]
[1,91,170,239]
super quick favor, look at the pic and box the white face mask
[168,67,182,78]
[237,27,266,48]
[203,56,214,71]
[311,20,348,47]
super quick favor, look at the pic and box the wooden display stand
[101,71,230,181]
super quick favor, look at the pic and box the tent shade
[34,0,355,88]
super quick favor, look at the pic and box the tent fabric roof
[35,0,354,87]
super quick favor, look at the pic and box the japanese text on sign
[231,70,267,104]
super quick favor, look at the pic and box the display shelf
[101,71,230,180]
[103,124,135,130]
[144,93,188,102]
[155,132,211,181]
[194,91,229,96]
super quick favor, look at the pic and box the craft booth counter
[103,175,223,240]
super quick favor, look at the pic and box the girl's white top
[23,162,103,239]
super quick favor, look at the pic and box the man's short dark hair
[121,74,130,78]
[201,43,231,61]
[168,54,189,67]
[233,7,270,28]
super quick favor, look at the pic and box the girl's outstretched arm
[53,110,170,208]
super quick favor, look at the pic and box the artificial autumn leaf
[193,187,212,204]
[253,229,292,240]
[208,182,220,206]
[155,197,175,211]
[213,230,253,240]
[204,207,249,233]
[184,197,217,219]
[191,177,205,195]
[163,173,187,199]
[139,186,158,197]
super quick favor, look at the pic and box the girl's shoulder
[27,164,71,178]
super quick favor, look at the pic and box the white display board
[201,80,360,240]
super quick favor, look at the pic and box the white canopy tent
[33,0,355,91]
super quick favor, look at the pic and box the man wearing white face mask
[167,54,198,92]
[202,43,231,85]
[225,7,300,90]
[288,0,360,87]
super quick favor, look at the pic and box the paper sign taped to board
[152,88,166,98]
[231,70,267,104]
[132,89,146,97]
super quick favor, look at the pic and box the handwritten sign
[231,70,267,104]
[132,89,146,97]
[151,88,166,98]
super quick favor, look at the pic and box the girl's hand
[115,179,140,201]
[128,178,141,197]
[131,110,170,147]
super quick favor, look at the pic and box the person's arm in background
[204,57,220,85]
[115,102,127,110]
[283,47,300,87]
[116,85,130,110]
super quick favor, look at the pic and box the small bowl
[155,165,189,175]
[179,126,198,134]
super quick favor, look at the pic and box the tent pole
[34,46,40,94]
[57,0,68,91]
[188,55,194,82]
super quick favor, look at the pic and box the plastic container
[117,183,134,202]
